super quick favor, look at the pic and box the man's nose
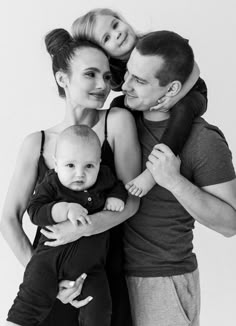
[122,74,132,92]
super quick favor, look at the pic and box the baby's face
[55,140,101,191]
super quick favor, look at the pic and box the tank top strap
[40,130,45,155]
[104,108,111,140]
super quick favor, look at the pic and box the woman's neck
[59,103,100,131]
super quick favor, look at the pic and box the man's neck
[143,110,170,122]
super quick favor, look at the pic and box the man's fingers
[70,296,93,308]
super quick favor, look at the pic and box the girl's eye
[86,164,94,169]
[113,21,118,29]
[67,163,74,168]
[104,35,110,43]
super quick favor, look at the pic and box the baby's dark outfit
[7,163,127,326]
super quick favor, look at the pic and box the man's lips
[123,92,137,98]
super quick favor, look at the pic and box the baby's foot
[125,170,156,197]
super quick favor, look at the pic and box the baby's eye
[104,35,110,43]
[66,163,74,168]
[86,164,94,169]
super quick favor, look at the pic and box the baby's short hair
[55,125,101,157]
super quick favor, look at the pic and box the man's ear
[166,80,182,97]
[55,71,68,89]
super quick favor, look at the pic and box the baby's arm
[27,179,89,226]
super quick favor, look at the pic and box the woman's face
[93,15,137,60]
[65,47,111,109]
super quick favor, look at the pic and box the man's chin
[124,96,136,110]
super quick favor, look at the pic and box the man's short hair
[136,31,194,86]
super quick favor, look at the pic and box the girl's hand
[57,273,93,308]
[150,96,178,113]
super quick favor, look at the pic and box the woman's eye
[104,74,112,82]
[86,72,95,78]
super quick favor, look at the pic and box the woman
[72,8,208,196]
[1,28,140,326]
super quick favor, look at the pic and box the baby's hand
[104,197,125,212]
[67,203,91,226]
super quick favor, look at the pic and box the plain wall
[0,0,236,325]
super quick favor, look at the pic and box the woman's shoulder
[108,106,134,123]
[20,131,42,159]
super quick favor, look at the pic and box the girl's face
[64,47,111,109]
[93,15,137,60]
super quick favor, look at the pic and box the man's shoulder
[186,117,227,148]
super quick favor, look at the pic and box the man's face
[122,49,170,112]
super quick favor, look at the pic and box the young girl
[72,8,208,196]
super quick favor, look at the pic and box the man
[122,31,236,326]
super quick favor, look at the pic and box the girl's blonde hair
[72,8,130,43]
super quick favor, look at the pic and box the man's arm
[146,143,236,237]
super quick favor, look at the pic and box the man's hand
[146,143,182,191]
[57,273,93,308]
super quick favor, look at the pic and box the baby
[7,125,127,326]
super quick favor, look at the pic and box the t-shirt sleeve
[190,125,235,187]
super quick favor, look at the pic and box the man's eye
[104,35,110,43]
[86,164,94,169]
[135,78,145,85]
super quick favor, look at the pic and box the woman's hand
[40,220,87,247]
[57,273,93,308]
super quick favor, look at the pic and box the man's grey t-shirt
[124,115,235,277]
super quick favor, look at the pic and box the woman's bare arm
[0,132,41,267]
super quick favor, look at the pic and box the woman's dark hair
[45,28,108,97]
[136,30,194,86]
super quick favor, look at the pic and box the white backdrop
[0,0,236,325]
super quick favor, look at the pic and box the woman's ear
[55,71,68,89]
[53,155,58,172]
[166,80,182,97]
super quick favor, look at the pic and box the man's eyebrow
[133,74,147,83]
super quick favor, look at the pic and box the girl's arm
[40,108,141,246]
[0,133,41,267]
